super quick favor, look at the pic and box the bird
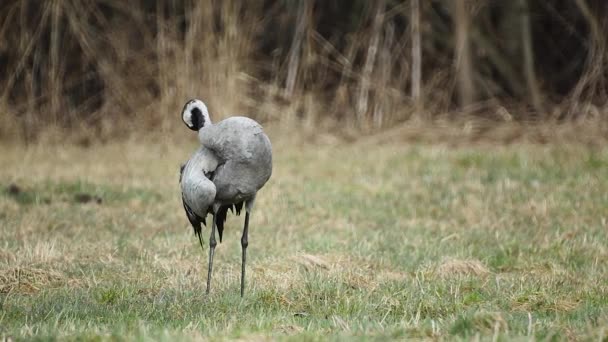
[179,99,272,297]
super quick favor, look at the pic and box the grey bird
[179,99,272,296]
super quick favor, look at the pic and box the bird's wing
[179,160,209,250]
[182,146,220,181]
[182,194,205,249]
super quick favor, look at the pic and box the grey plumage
[180,146,218,247]
[179,99,272,296]
[198,117,272,204]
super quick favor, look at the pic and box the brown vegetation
[1,1,608,142]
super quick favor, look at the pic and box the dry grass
[2,1,608,145]
[436,258,490,278]
[0,136,607,340]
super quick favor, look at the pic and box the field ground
[0,136,607,340]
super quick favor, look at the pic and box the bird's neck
[197,122,215,139]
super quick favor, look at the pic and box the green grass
[0,140,607,340]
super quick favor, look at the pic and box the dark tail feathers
[215,201,244,243]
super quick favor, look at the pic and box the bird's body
[198,117,272,205]
[178,99,272,296]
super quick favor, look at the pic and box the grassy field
[0,137,607,340]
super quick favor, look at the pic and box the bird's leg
[206,213,217,295]
[240,211,250,297]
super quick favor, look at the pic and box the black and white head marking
[182,99,211,131]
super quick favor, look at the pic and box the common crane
[179,99,272,296]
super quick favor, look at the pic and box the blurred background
[1,0,607,143]
[2,3,608,338]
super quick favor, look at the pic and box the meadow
[0,134,606,340]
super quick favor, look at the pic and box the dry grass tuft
[470,311,509,333]
[294,254,330,271]
[511,294,581,313]
[437,258,490,278]
[357,118,608,147]
[278,324,305,335]
[376,270,409,282]
[0,267,66,294]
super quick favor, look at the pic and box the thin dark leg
[240,212,250,297]
[206,213,217,295]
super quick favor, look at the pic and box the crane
[179,99,272,297]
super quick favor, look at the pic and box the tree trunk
[519,0,543,113]
[49,0,62,120]
[411,0,422,117]
[285,0,313,99]
[374,23,394,127]
[357,0,384,125]
[454,0,474,108]
[570,0,606,115]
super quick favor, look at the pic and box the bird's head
[182,99,212,131]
